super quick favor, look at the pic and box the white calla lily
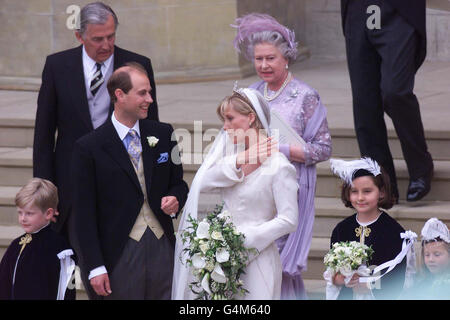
[201,273,212,295]
[199,242,209,254]
[211,263,227,284]
[196,220,210,239]
[192,253,206,269]
[216,248,230,263]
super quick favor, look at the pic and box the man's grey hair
[247,30,297,62]
[77,2,119,37]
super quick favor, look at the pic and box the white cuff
[56,249,76,300]
[88,266,107,280]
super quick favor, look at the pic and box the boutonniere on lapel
[147,136,159,148]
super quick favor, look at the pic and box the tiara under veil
[171,88,270,299]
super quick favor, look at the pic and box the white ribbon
[56,249,76,300]
[359,231,417,284]
[323,265,375,300]
[323,268,341,300]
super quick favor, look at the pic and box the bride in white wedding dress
[172,88,298,300]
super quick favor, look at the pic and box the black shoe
[406,169,433,202]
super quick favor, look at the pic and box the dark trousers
[344,0,433,197]
[79,228,174,300]
[105,228,174,300]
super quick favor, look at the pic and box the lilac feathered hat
[231,13,298,61]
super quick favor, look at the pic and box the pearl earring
[285,64,289,70]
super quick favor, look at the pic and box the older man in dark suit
[71,62,188,299]
[341,0,434,202]
[33,2,159,239]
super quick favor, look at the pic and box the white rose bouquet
[323,241,374,300]
[324,241,374,276]
[179,203,256,300]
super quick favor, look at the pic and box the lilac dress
[250,78,332,299]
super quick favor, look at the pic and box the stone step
[0,224,22,259]
[3,164,450,225]
[0,186,20,225]
[171,124,450,161]
[2,119,450,162]
[8,148,448,201]
[316,158,450,201]
[304,279,326,300]
[302,237,329,281]
[194,194,450,234]
[186,157,450,201]
[0,118,35,148]
[183,192,450,223]
[311,197,450,238]
[0,147,33,186]
[329,127,450,161]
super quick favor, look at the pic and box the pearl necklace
[263,72,292,102]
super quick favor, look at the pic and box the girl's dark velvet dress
[331,212,406,300]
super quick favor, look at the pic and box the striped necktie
[90,63,104,96]
[127,129,142,169]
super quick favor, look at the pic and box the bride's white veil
[171,88,270,299]
[172,129,228,299]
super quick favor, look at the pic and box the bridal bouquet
[179,203,255,300]
[323,241,375,300]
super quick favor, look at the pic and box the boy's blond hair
[15,178,58,212]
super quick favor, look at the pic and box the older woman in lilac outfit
[233,13,332,299]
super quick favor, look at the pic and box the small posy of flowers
[147,136,159,147]
[324,241,374,277]
[179,203,256,300]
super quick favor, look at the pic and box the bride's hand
[236,136,278,169]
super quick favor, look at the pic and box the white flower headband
[421,217,450,243]
[330,157,381,186]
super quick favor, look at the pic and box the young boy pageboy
[0,178,76,300]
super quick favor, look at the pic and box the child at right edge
[403,217,450,299]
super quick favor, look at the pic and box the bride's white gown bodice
[201,152,299,299]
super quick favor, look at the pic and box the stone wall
[0,0,307,84]
[0,0,448,86]
[297,0,450,62]
[0,0,242,82]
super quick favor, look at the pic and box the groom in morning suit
[33,2,159,240]
[71,62,188,299]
